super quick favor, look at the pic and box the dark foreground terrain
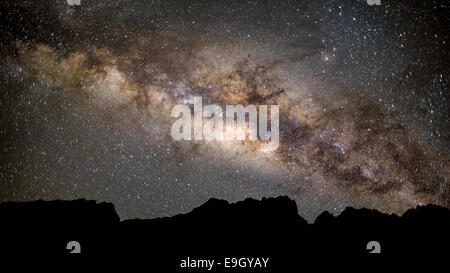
[1,196,448,270]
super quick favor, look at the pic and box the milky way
[0,0,448,221]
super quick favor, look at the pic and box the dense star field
[0,0,448,222]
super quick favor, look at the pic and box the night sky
[0,0,448,222]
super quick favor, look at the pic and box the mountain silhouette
[1,196,448,270]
